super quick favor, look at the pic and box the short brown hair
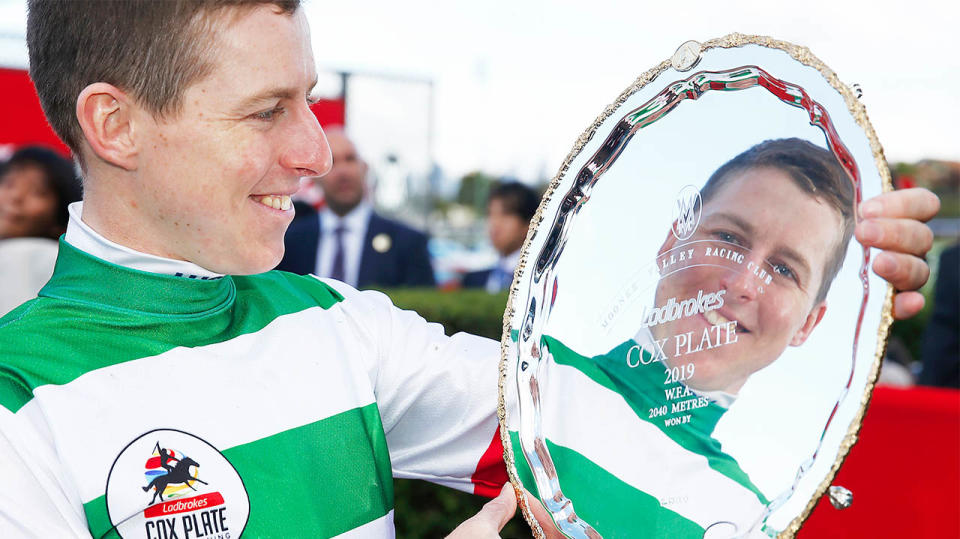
[489,181,540,223]
[27,0,300,157]
[701,138,855,304]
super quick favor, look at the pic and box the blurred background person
[463,181,539,293]
[0,146,82,315]
[918,243,959,388]
[278,128,436,288]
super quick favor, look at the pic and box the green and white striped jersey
[0,207,504,538]
[507,335,774,538]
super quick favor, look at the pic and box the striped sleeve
[323,281,508,496]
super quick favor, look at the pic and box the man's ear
[76,83,139,171]
[790,300,828,346]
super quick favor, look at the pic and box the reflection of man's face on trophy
[649,138,855,395]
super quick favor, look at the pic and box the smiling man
[651,138,854,395]
[0,2,507,537]
[0,1,940,538]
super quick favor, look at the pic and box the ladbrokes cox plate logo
[106,429,249,538]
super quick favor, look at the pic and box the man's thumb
[477,482,517,532]
[446,483,518,538]
[476,483,519,532]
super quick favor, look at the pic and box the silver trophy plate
[499,34,892,539]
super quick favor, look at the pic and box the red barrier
[800,386,960,538]
[0,67,71,156]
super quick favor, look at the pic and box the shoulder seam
[0,299,43,331]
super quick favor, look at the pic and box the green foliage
[457,171,497,213]
[381,288,510,340]
[393,479,532,538]
[892,160,960,217]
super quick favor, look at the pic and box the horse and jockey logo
[671,185,703,241]
[143,443,209,505]
[105,429,249,538]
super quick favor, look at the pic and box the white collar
[320,202,371,233]
[63,202,224,279]
[695,388,737,409]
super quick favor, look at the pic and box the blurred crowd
[2,137,956,390]
[0,146,82,315]
[275,129,539,295]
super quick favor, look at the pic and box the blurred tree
[457,171,497,213]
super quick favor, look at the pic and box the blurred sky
[1,0,957,183]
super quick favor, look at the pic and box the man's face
[316,130,367,216]
[652,167,843,394]
[0,165,61,239]
[130,6,330,274]
[488,198,529,257]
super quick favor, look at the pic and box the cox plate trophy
[499,35,896,538]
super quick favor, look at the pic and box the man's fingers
[860,188,940,221]
[872,251,930,292]
[855,217,934,257]
[893,291,926,320]
[446,484,517,538]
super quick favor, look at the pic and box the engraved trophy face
[499,35,892,539]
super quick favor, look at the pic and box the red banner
[801,386,960,538]
[0,67,71,156]
[310,99,346,129]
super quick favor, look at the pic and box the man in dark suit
[277,129,435,288]
[919,243,959,388]
[463,182,539,292]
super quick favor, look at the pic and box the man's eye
[254,106,284,121]
[771,263,797,281]
[715,231,742,245]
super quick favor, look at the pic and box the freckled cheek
[221,129,275,185]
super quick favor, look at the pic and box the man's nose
[281,106,333,177]
[719,267,758,302]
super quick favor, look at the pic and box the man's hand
[447,483,565,538]
[855,187,940,319]
[447,484,517,538]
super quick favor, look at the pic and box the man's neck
[79,171,187,263]
[64,201,223,279]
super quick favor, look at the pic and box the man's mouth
[252,195,293,211]
[703,309,750,333]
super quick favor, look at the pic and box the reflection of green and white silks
[510,335,775,538]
